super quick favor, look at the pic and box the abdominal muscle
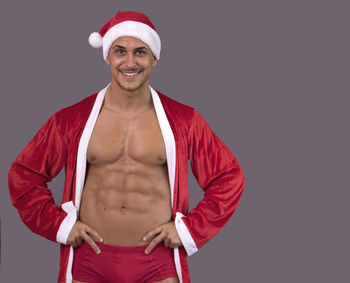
[79,160,173,246]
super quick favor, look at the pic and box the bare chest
[87,107,167,166]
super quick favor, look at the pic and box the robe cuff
[174,212,199,256]
[56,201,77,245]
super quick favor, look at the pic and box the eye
[135,49,146,55]
[115,49,125,55]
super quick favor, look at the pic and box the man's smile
[119,70,143,79]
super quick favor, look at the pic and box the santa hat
[88,11,161,61]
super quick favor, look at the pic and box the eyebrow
[113,45,126,49]
[134,47,148,52]
[112,45,149,52]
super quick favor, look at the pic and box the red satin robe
[8,84,246,283]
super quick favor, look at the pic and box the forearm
[178,162,245,253]
[183,108,246,254]
[8,112,71,243]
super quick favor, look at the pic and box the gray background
[1,0,349,282]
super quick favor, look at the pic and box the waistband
[92,240,165,253]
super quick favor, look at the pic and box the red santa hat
[88,11,161,61]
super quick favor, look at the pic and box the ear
[106,56,110,65]
[152,58,158,67]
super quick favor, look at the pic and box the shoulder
[52,92,98,124]
[42,91,99,140]
[154,89,196,123]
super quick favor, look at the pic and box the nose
[125,53,136,68]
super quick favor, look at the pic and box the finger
[143,226,163,242]
[85,225,103,243]
[76,237,83,246]
[169,241,178,249]
[67,229,78,245]
[81,232,101,255]
[145,234,164,254]
[67,237,78,247]
[164,238,171,248]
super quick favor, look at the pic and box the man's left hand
[143,221,183,254]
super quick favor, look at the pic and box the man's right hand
[67,220,103,254]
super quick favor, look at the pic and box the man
[8,11,246,283]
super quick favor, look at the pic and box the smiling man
[8,11,246,283]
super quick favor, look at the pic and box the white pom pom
[89,32,103,48]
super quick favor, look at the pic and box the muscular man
[8,11,246,283]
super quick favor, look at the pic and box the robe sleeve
[8,112,70,243]
[179,109,246,256]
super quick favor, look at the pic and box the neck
[104,79,153,113]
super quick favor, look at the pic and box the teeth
[122,72,138,77]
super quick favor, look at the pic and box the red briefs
[72,240,178,283]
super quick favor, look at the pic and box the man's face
[106,36,158,92]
